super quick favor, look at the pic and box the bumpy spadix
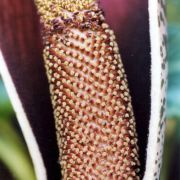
[35,0,140,179]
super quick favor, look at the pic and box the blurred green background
[0,0,180,179]
[0,78,36,180]
[160,0,180,179]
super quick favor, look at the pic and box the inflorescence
[35,0,140,179]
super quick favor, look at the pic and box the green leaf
[0,80,14,120]
[0,119,36,180]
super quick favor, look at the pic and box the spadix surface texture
[35,0,140,179]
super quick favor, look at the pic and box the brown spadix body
[35,0,140,179]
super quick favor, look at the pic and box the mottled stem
[35,0,140,179]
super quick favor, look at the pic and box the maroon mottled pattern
[0,0,150,179]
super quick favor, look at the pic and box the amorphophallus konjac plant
[0,0,167,180]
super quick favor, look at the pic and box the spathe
[0,1,60,179]
[0,0,167,180]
